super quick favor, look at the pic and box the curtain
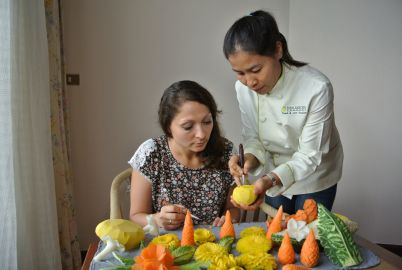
[0,0,62,269]
[45,0,81,269]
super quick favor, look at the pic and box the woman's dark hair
[158,80,226,169]
[223,10,306,67]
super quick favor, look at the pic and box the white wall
[63,0,402,249]
[63,0,289,249]
[289,0,402,244]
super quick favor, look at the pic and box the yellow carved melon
[232,185,257,205]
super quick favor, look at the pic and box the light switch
[66,74,80,85]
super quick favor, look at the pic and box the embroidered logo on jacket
[281,105,307,114]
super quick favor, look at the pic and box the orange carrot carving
[300,229,320,267]
[219,210,235,239]
[133,243,179,270]
[285,209,308,224]
[303,199,318,224]
[266,205,283,240]
[181,210,195,246]
[285,199,318,225]
[278,232,295,265]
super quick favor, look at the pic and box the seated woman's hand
[212,215,225,227]
[156,204,187,230]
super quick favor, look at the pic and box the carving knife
[239,144,249,185]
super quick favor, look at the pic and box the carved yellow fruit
[232,185,257,205]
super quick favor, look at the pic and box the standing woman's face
[228,45,282,95]
[169,101,213,153]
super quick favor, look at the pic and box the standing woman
[129,80,239,230]
[224,10,343,215]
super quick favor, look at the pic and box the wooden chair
[110,167,133,219]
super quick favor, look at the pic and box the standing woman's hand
[230,175,272,211]
[228,155,242,185]
[228,153,260,186]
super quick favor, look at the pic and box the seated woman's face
[169,101,213,153]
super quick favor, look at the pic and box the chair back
[110,168,133,219]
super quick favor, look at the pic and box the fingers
[217,215,225,226]
[229,155,243,185]
[163,218,182,230]
[212,216,225,227]
[230,196,241,208]
[248,196,264,210]
[229,155,242,175]
[160,216,182,230]
[171,204,187,214]
[254,176,270,193]
[159,204,187,229]
[230,195,263,211]
[243,153,258,174]
[230,196,253,210]
[212,217,220,227]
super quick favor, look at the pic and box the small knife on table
[238,144,249,185]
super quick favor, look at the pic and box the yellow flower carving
[208,254,238,270]
[194,242,227,262]
[239,226,266,238]
[236,235,272,254]
[151,233,180,249]
[194,228,216,245]
[236,252,277,270]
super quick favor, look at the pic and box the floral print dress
[128,135,235,224]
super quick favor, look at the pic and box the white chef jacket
[236,64,343,198]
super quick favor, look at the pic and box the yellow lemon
[232,185,257,205]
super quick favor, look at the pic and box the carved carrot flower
[133,243,179,270]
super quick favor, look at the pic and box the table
[353,235,402,270]
[82,222,402,270]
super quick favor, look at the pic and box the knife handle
[239,143,245,169]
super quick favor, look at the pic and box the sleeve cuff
[266,164,295,196]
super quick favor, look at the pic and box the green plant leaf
[172,245,196,265]
[112,252,134,266]
[217,236,234,252]
[179,261,209,270]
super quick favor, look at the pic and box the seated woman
[129,80,240,230]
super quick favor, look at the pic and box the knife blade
[191,214,201,220]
